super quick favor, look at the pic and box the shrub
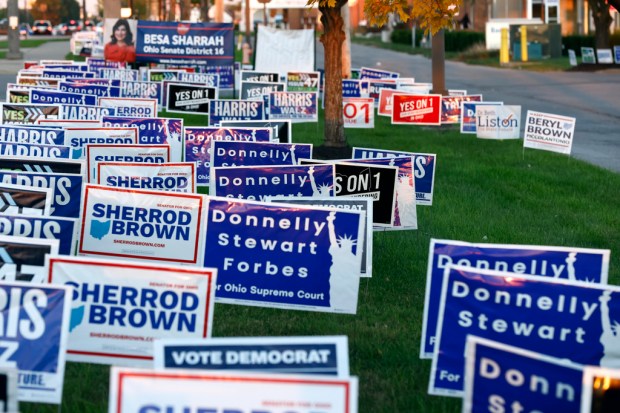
[444,31,485,52]
[390,28,425,47]
[562,35,595,56]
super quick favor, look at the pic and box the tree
[588,0,613,49]
[30,0,80,23]
[306,0,458,150]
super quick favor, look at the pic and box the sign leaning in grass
[204,197,364,314]
[343,98,374,128]
[391,94,442,126]
[420,239,611,359]
[0,281,72,404]
[154,335,350,376]
[109,367,358,413]
[523,110,576,155]
[460,102,503,134]
[581,47,596,64]
[476,105,521,140]
[429,266,620,397]
[463,336,584,413]
[47,255,217,367]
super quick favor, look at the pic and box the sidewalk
[0,40,72,74]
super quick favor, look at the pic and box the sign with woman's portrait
[104,18,138,63]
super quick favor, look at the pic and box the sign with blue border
[30,89,97,106]
[0,142,70,159]
[430,265,620,396]
[211,141,311,167]
[59,104,116,120]
[268,92,318,122]
[0,125,65,146]
[208,100,265,126]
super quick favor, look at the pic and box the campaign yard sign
[0,103,61,124]
[615,46,620,63]
[270,197,373,278]
[240,70,280,83]
[523,110,576,155]
[203,198,364,314]
[460,102,503,134]
[360,66,399,79]
[154,335,349,376]
[476,105,521,140]
[208,99,265,126]
[420,239,611,359]
[0,125,65,145]
[0,183,52,216]
[166,83,217,115]
[240,81,285,101]
[391,94,442,125]
[86,144,170,183]
[109,367,358,413]
[596,49,613,64]
[267,92,318,122]
[211,164,335,202]
[580,366,620,413]
[65,127,138,159]
[79,185,206,265]
[0,214,77,255]
[101,116,184,162]
[96,68,139,81]
[0,281,72,404]
[59,81,121,98]
[464,336,583,413]
[342,79,365,98]
[343,98,374,129]
[59,104,116,120]
[581,48,597,63]
[47,255,217,367]
[0,156,85,176]
[98,97,158,118]
[177,72,219,87]
[0,367,18,412]
[441,95,482,124]
[0,235,59,283]
[0,142,70,159]
[220,120,292,144]
[185,127,272,186]
[120,81,162,103]
[97,162,196,193]
[366,80,397,106]
[568,49,578,66]
[0,170,83,218]
[29,89,98,106]
[38,120,101,128]
[377,89,400,117]
[211,141,312,167]
[429,266,620,396]
[286,71,321,92]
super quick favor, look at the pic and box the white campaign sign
[523,110,576,155]
[343,98,374,128]
[97,162,196,193]
[98,97,157,118]
[476,105,521,140]
[78,184,206,265]
[109,367,358,413]
[47,255,217,367]
[86,144,170,183]
[254,26,315,77]
[65,127,138,159]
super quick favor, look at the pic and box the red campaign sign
[391,94,442,125]
[343,97,374,128]
[378,89,401,117]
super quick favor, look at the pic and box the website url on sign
[90,332,153,342]
[113,239,165,248]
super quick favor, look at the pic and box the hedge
[390,29,485,52]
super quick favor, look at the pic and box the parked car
[65,19,80,34]
[32,20,53,35]
[82,20,95,31]
[53,23,69,36]
[18,23,32,38]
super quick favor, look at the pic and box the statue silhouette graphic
[599,290,620,368]
[327,211,358,311]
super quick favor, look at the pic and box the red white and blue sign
[268,92,318,122]
[211,141,312,167]
[430,266,620,396]
[0,124,65,146]
[30,89,98,106]
[421,239,611,359]
[203,197,364,313]
[0,213,77,255]
[0,142,71,159]
[208,100,265,126]
[0,281,72,404]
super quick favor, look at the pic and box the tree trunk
[588,0,612,49]
[319,2,347,148]
[431,29,447,96]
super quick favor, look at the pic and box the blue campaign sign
[0,214,77,255]
[211,164,335,201]
[60,104,117,120]
[430,265,620,396]
[352,147,437,206]
[367,81,397,105]
[135,21,234,88]
[421,239,611,359]
[268,92,318,122]
[209,100,265,126]
[0,125,65,145]
[59,82,121,98]
[41,70,95,79]
[154,336,349,376]
[0,142,71,159]
[0,171,83,218]
[211,141,312,167]
[120,81,163,103]
[359,67,400,79]
[185,127,272,186]
[62,78,122,87]
[203,197,364,313]
[102,116,184,162]
[342,80,363,98]
[96,68,139,81]
[0,282,71,403]
[461,102,502,134]
[30,89,98,106]
[463,336,583,413]
[442,95,482,124]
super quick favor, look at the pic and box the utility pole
[7,0,22,60]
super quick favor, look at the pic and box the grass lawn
[18,110,620,412]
